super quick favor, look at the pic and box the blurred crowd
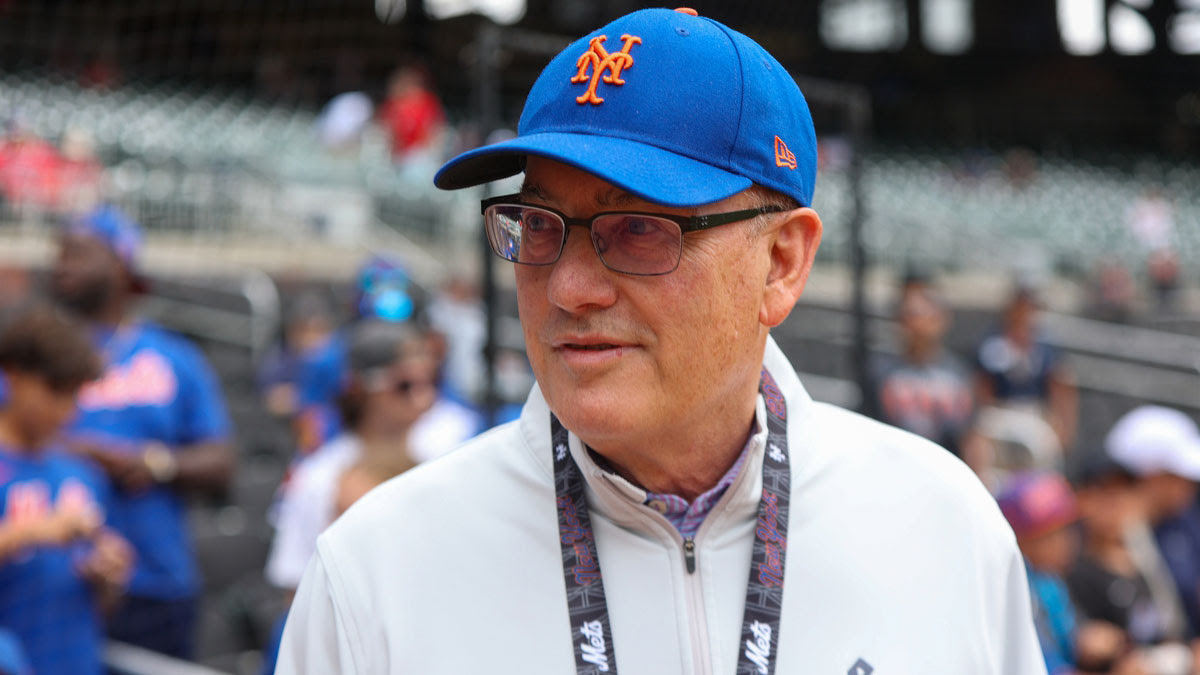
[0,86,1196,674]
[0,199,521,674]
[0,62,448,232]
[868,273,1200,675]
[0,118,104,220]
[0,196,1196,675]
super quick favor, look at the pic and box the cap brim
[434,131,754,208]
[1166,440,1200,481]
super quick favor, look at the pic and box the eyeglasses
[480,194,784,276]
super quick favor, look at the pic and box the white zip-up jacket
[278,337,1047,674]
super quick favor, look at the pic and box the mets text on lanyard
[551,367,791,675]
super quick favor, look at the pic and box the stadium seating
[4,74,1196,276]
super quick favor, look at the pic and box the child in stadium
[998,472,1137,674]
[0,305,133,675]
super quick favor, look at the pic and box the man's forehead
[520,168,640,209]
[519,156,715,213]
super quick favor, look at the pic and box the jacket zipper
[680,533,713,675]
[683,433,762,675]
[593,423,763,675]
[603,478,713,674]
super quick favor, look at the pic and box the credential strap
[552,367,791,675]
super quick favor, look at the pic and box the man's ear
[760,207,822,328]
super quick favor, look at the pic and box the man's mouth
[564,343,619,351]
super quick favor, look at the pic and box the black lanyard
[552,368,792,675]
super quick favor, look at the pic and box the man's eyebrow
[519,182,639,209]
[519,182,552,205]
[596,188,638,209]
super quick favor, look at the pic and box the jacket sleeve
[276,547,363,674]
[990,523,1050,675]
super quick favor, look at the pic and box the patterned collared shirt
[643,430,757,539]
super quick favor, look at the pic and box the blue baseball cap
[435,7,817,208]
[65,205,148,291]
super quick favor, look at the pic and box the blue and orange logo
[570,34,643,105]
[774,136,797,170]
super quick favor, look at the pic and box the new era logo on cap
[774,136,797,170]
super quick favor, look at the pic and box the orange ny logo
[570,34,643,105]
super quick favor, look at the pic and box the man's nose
[546,225,618,313]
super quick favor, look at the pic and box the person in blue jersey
[259,292,347,457]
[49,205,234,660]
[0,304,134,675]
[0,628,31,675]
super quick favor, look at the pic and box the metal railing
[105,642,233,675]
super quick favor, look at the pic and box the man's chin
[549,394,651,452]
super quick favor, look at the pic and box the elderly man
[279,8,1044,674]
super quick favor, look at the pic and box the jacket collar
[518,335,814,538]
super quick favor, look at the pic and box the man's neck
[358,433,416,477]
[588,404,758,503]
[359,430,409,455]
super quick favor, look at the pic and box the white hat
[1106,406,1200,480]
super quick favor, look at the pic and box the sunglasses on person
[389,378,434,396]
[481,195,785,276]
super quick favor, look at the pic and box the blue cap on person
[356,255,414,323]
[66,204,148,292]
[435,7,817,209]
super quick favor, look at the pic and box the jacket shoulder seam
[317,538,366,673]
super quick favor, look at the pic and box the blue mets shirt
[293,333,347,456]
[69,321,232,599]
[0,626,31,675]
[0,445,114,675]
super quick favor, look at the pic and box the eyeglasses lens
[485,205,683,275]
[486,205,563,265]
[591,214,681,275]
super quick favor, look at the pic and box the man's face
[1020,525,1078,576]
[51,233,124,316]
[1077,477,1140,540]
[2,371,79,448]
[1004,296,1038,345]
[898,289,947,352]
[514,158,783,449]
[1144,472,1198,518]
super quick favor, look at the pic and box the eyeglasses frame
[479,193,786,276]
